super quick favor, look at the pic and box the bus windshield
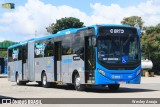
[98,34,140,69]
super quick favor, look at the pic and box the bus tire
[42,72,51,88]
[36,81,42,86]
[108,84,120,91]
[16,73,25,85]
[67,83,74,88]
[74,74,85,91]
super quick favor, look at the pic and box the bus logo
[110,29,124,34]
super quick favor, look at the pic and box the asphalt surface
[0,76,160,107]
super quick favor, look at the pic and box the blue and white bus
[7,24,141,91]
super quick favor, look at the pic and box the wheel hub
[43,75,47,85]
[76,77,80,87]
[16,75,19,83]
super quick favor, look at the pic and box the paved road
[0,76,160,107]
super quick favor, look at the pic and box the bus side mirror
[92,38,96,47]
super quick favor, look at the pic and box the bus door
[84,36,95,83]
[54,41,62,81]
[22,45,27,80]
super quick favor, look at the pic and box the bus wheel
[74,74,85,91]
[36,81,42,86]
[42,72,50,88]
[108,84,120,91]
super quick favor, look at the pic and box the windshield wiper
[123,34,132,46]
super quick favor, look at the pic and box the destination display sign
[110,29,124,34]
[98,26,137,36]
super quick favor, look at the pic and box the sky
[0,0,160,42]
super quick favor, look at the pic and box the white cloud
[0,36,5,42]
[0,0,89,37]
[0,0,159,41]
[90,0,160,26]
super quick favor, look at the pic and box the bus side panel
[15,60,22,81]
[28,41,35,81]
[35,57,54,82]
[35,57,46,81]
[61,55,69,83]
[68,54,85,84]
[23,62,28,80]
[8,60,22,81]
[8,61,15,81]
[44,57,54,82]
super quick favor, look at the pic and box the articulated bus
[8,24,141,91]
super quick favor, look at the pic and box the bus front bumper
[94,70,141,85]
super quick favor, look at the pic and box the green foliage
[46,17,84,34]
[141,34,159,58]
[0,51,7,58]
[121,16,144,30]
[150,52,160,74]
[0,40,18,58]
[144,24,160,35]
[141,24,160,73]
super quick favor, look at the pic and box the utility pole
[35,30,37,38]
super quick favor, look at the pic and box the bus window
[44,41,54,57]
[62,35,72,55]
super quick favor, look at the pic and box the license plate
[118,81,126,84]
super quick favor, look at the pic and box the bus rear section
[92,26,141,90]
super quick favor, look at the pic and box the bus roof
[8,24,135,49]
[8,38,35,49]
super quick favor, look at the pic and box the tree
[144,24,160,35]
[0,51,7,58]
[142,24,160,58]
[46,17,84,34]
[141,24,160,74]
[121,16,144,30]
[0,40,18,58]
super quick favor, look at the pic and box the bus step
[55,81,63,84]
[87,80,95,84]
[89,77,95,80]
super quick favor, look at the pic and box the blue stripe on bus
[8,24,140,49]
[82,67,84,72]
[46,65,52,69]
[62,59,72,64]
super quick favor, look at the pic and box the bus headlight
[136,70,141,76]
[98,69,105,76]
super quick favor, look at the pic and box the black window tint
[72,32,84,60]
[8,49,13,62]
[18,46,22,60]
[8,46,22,62]
[62,35,72,55]
[22,44,28,63]
[44,40,54,57]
